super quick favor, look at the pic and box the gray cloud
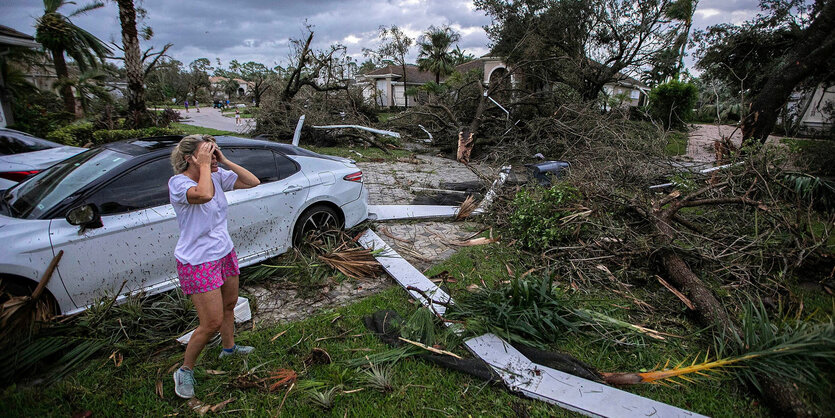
[0,0,760,71]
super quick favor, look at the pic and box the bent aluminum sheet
[367,204,459,221]
[358,229,451,316]
[360,227,706,418]
[312,124,401,138]
[465,334,707,418]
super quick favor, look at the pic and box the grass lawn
[171,123,236,137]
[665,131,689,156]
[2,238,769,417]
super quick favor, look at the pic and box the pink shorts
[176,249,240,295]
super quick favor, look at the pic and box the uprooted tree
[482,102,833,416]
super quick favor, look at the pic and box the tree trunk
[652,207,813,417]
[117,0,149,128]
[51,48,76,116]
[741,0,835,145]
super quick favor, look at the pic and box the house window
[630,90,640,100]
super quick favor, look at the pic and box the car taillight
[343,171,362,182]
[0,170,40,182]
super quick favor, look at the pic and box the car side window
[84,157,173,215]
[220,148,278,183]
[0,134,50,155]
[275,153,299,180]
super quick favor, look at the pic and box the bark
[652,201,813,417]
[51,47,76,116]
[117,0,149,128]
[741,0,835,145]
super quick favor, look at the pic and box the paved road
[173,106,255,134]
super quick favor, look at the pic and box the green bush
[8,91,73,138]
[46,122,96,147]
[508,183,582,250]
[648,80,698,129]
[91,127,181,145]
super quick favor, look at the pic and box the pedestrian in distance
[195,99,200,113]
[184,99,189,113]
[168,135,260,399]
[235,109,241,126]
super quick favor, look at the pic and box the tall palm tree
[113,0,148,127]
[417,26,461,84]
[35,0,111,116]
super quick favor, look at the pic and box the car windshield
[3,148,130,219]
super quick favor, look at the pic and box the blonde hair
[170,134,216,173]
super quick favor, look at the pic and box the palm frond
[69,1,105,17]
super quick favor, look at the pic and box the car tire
[0,276,59,316]
[292,205,342,246]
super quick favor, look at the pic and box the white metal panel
[367,204,459,221]
[357,229,451,315]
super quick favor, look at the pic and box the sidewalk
[173,106,254,134]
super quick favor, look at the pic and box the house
[209,76,253,100]
[792,84,834,134]
[0,25,44,127]
[360,54,646,109]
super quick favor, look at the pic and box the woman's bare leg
[183,289,223,369]
[219,275,240,349]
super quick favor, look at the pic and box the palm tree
[113,0,149,127]
[417,26,461,84]
[35,0,111,116]
[55,69,111,114]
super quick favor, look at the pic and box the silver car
[0,135,368,315]
[0,128,85,191]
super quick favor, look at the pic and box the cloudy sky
[1,0,764,70]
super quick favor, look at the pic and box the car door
[49,157,174,309]
[222,148,309,264]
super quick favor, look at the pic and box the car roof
[101,135,333,159]
[0,128,63,148]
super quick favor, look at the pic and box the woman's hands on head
[189,142,216,168]
[213,146,228,164]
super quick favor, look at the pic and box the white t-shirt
[168,167,238,265]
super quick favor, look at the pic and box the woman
[168,134,260,399]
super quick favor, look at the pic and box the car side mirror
[66,204,103,228]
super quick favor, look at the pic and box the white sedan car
[0,135,368,315]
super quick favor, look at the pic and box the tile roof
[364,64,437,84]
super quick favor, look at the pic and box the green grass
[377,112,396,123]
[665,131,689,156]
[0,235,772,417]
[170,123,236,137]
[307,146,413,162]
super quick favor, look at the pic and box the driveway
[174,106,254,134]
[246,151,496,325]
[687,123,783,163]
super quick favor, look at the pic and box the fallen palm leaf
[318,247,381,279]
[267,369,298,392]
[398,337,462,359]
[205,369,227,375]
[210,397,235,413]
[573,309,676,340]
[155,380,164,398]
[0,251,63,342]
[187,398,211,416]
[456,195,478,220]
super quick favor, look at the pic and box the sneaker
[218,344,255,359]
[173,367,195,399]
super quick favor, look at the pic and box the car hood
[0,146,86,171]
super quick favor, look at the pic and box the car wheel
[293,205,342,245]
[0,276,59,316]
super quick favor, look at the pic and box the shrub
[8,91,73,138]
[508,183,582,250]
[648,80,698,129]
[46,122,96,147]
[91,127,182,145]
